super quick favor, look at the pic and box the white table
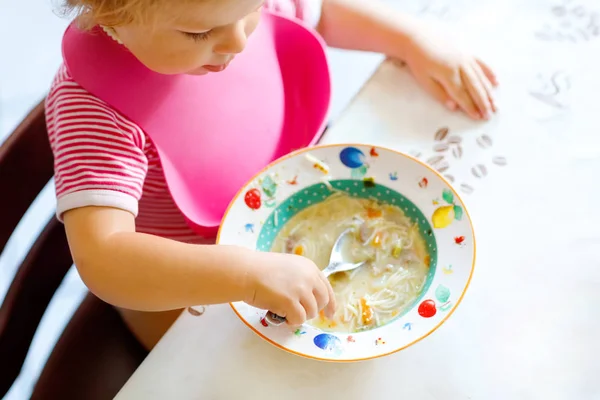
[116,1,600,398]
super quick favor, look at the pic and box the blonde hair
[64,0,173,30]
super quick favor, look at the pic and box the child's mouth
[202,61,230,73]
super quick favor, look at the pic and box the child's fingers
[437,74,480,120]
[476,59,498,87]
[418,76,457,111]
[461,66,493,120]
[300,296,319,321]
[285,302,307,326]
[472,61,496,112]
[319,273,337,319]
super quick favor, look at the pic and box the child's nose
[214,22,247,55]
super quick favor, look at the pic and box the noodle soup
[271,193,430,333]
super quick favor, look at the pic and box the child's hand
[247,252,336,326]
[402,29,498,120]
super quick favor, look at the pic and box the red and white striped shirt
[47,0,321,244]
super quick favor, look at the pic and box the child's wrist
[382,18,425,62]
[233,247,264,304]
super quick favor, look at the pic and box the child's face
[114,0,264,75]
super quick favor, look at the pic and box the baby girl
[49,0,497,349]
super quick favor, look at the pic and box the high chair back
[0,101,73,397]
[0,101,146,399]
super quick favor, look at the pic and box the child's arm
[46,76,334,326]
[64,206,335,324]
[316,0,498,120]
[317,0,418,59]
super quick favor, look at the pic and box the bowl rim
[217,143,477,362]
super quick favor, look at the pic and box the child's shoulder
[48,64,109,108]
[46,64,147,147]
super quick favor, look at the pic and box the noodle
[271,192,430,333]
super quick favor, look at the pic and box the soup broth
[271,193,430,333]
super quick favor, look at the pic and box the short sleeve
[264,0,323,28]
[46,72,149,220]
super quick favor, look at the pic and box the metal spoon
[264,228,366,326]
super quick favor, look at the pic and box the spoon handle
[264,311,286,326]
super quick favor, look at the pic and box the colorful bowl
[217,144,475,362]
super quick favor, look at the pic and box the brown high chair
[0,101,147,399]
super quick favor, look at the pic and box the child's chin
[186,68,210,76]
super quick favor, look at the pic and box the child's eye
[181,30,212,42]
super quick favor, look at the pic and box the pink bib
[62,11,331,236]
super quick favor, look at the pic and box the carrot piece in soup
[293,245,305,256]
[366,207,383,219]
[360,297,374,325]
[318,309,327,322]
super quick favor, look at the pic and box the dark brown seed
[452,145,463,159]
[460,183,474,194]
[492,156,507,166]
[434,143,449,152]
[187,306,206,316]
[434,127,449,141]
[476,134,493,148]
[427,155,444,166]
[448,136,462,144]
[444,174,455,183]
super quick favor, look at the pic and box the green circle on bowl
[256,179,438,320]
